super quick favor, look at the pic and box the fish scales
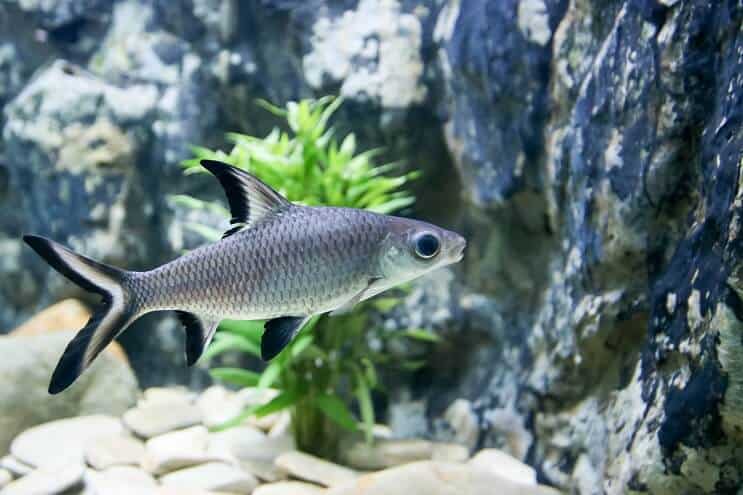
[128,206,388,320]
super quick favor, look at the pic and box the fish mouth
[451,236,467,262]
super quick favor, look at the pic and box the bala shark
[24,160,466,394]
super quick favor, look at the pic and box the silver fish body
[24,160,466,394]
[131,206,389,320]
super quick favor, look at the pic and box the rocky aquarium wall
[0,0,742,493]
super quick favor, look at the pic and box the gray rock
[0,332,137,454]
[84,433,146,470]
[208,427,292,464]
[342,439,435,471]
[0,470,11,490]
[10,415,123,468]
[443,399,479,451]
[142,426,215,475]
[122,402,202,438]
[0,458,32,478]
[159,462,259,494]
[274,451,357,488]
[239,459,288,483]
[468,449,537,486]
[83,466,158,495]
[138,387,196,409]
[254,481,326,495]
[431,443,469,463]
[0,463,84,495]
[325,461,562,495]
[197,386,253,429]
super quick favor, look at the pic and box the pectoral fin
[262,316,311,361]
[176,311,220,366]
[330,277,383,316]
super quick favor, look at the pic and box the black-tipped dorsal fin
[200,159,291,237]
[176,311,220,366]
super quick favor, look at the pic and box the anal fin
[261,316,310,361]
[176,311,220,365]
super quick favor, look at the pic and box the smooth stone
[431,443,470,463]
[123,402,202,438]
[443,399,479,450]
[139,387,195,409]
[372,425,393,440]
[159,462,259,494]
[155,489,231,495]
[143,426,216,475]
[10,300,90,339]
[84,466,158,495]
[198,387,279,429]
[10,415,123,468]
[267,411,292,438]
[342,439,434,470]
[274,451,357,488]
[253,481,326,495]
[249,411,286,432]
[0,469,11,489]
[84,433,146,470]
[468,449,537,486]
[0,458,32,478]
[208,427,293,464]
[0,332,137,455]
[240,459,287,483]
[0,463,83,495]
[325,461,563,495]
[197,386,245,429]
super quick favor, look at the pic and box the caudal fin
[23,235,136,394]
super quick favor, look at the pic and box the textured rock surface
[159,462,259,494]
[274,451,357,488]
[253,481,326,495]
[122,401,202,438]
[0,463,84,495]
[0,332,137,455]
[84,433,146,470]
[10,415,123,468]
[325,461,561,495]
[0,1,741,494]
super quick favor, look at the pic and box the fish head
[377,216,466,284]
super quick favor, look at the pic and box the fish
[23,159,467,394]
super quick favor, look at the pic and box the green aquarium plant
[174,97,440,460]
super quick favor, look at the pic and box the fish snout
[449,234,467,262]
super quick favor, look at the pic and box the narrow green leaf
[367,196,415,214]
[255,98,288,117]
[210,368,261,387]
[254,389,303,417]
[203,333,261,360]
[370,297,401,312]
[400,359,428,371]
[400,329,442,343]
[313,394,358,431]
[219,320,264,346]
[257,360,283,389]
[354,370,375,443]
[402,328,441,342]
[290,332,315,358]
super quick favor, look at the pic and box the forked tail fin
[23,235,137,394]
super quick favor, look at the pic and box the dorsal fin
[200,159,291,237]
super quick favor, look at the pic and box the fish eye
[414,233,440,259]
